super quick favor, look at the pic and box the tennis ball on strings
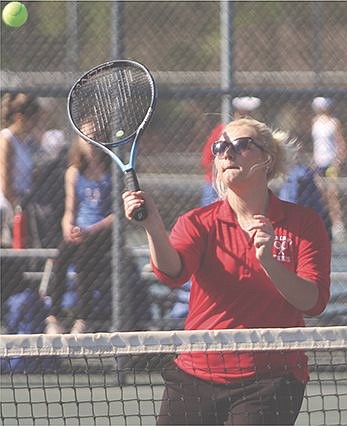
[2,2,28,28]
[325,166,338,178]
[116,130,125,138]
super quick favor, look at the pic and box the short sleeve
[296,210,331,316]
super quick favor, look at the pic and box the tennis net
[1,326,346,425]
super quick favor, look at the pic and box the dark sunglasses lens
[212,137,254,156]
[212,141,228,156]
[233,138,250,153]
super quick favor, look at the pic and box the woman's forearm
[260,258,319,311]
[122,190,182,278]
[87,214,114,234]
[145,217,182,278]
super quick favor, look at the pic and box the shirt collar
[215,190,286,226]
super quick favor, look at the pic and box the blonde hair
[213,118,299,199]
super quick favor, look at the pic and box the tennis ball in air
[116,130,125,138]
[2,2,28,28]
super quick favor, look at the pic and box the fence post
[111,0,126,332]
[311,2,325,87]
[66,1,79,71]
[220,1,234,123]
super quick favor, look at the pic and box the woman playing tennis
[123,118,331,425]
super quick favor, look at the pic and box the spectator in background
[201,97,261,206]
[31,98,69,247]
[31,129,68,247]
[0,93,41,247]
[279,153,332,240]
[311,97,347,242]
[44,129,114,334]
[40,129,67,161]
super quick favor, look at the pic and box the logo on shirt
[273,235,292,263]
[85,187,101,207]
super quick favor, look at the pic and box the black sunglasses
[211,134,263,157]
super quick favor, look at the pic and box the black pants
[157,362,305,425]
[48,230,111,320]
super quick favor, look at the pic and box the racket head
[67,59,157,147]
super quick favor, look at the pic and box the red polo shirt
[151,192,331,383]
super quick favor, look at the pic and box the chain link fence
[1,1,346,332]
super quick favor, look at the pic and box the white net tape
[1,326,346,357]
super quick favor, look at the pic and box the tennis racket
[67,59,157,221]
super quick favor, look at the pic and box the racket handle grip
[124,169,148,221]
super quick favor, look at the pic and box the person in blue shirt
[44,129,114,334]
[0,93,41,247]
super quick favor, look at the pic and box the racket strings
[69,64,153,146]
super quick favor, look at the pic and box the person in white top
[311,97,346,242]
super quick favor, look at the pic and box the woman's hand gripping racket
[67,59,157,221]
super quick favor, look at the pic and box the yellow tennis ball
[325,166,338,178]
[116,130,125,138]
[2,2,28,28]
